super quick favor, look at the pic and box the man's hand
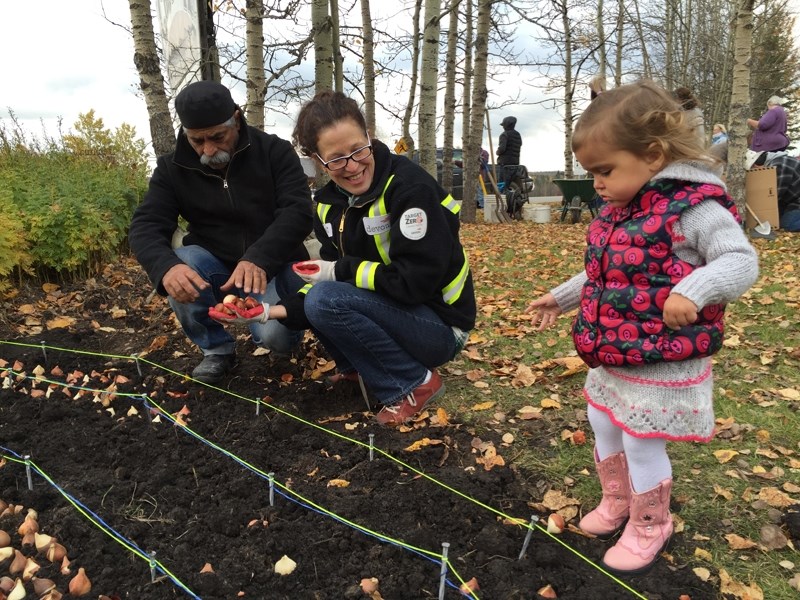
[524,293,562,331]
[663,293,698,330]
[220,260,268,296]
[293,260,336,284]
[162,264,209,303]
[209,296,270,325]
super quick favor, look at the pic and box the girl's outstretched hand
[524,293,562,331]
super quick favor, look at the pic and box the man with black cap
[129,80,313,384]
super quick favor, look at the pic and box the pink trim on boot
[601,478,673,575]
[579,451,631,538]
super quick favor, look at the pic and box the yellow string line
[146,395,479,599]
[2,340,647,599]
[0,452,198,598]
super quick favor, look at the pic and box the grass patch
[452,220,800,599]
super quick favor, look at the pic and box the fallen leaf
[471,401,495,411]
[46,316,76,329]
[404,438,443,452]
[719,568,764,600]
[713,449,739,464]
[327,479,350,488]
[724,533,758,550]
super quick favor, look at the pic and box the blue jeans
[169,245,302,355]
[781,209,800,231]
[303,282,457,405]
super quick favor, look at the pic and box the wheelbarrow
[552,178,600,223]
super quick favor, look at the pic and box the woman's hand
[524,293,562,331]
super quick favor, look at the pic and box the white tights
[587,404,672,493]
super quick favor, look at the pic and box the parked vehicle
[410,148,463,200]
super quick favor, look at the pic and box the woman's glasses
[315,134,373,171]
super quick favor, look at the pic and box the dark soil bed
[0,263,718,599]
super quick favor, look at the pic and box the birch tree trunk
[245,0,265,130]
[464,0,491,224]
[727,0,756,216]
[330,0,343,92]
[128,0,174,157]
[360,0,376,135]
[313,0,333,93]
[460,0,474,153]
[441,0,461,195]
[596,0,606,81]
[418,0,441,178]
[401,0,423,156]
[560,0,575,177]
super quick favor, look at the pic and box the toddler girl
[526,81,758,575]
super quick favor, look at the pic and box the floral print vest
[573,179,740,368]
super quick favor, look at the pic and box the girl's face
[314,118,375,196]
[713,125,722,134]
[575,140,665,209]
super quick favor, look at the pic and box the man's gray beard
[200,150,231,167]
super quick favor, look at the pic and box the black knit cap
[175,81,237,129]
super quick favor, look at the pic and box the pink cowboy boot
[601,478,673,575]
[579,450,631,538]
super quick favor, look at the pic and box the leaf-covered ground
[0,210,798,599]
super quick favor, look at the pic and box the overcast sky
[2,1,798,175]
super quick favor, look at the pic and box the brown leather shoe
[376,370,444,426]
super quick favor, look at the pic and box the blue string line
[0,446,200,599]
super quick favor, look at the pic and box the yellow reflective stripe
[356,261,380,290]
[441,249,469,305]
[316,202,332,223]
[369,175,394,265]
[298,283,313,296]
[441,194,460,215]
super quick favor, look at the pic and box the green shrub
[0,111,148,284]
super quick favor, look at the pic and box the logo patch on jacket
[363,214,391,236]
[400,208,427,240]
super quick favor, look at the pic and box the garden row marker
[268,472,275,506]
[40,341,48,365]
[255,397,260,416]
[438,542,450,600]
[141,395,153,423]
[149,550,157,583]
[368,433,375,461]
[357,374,371,411]
[24,455,33,490]
[517,515,539,560]
[131,354,142,377]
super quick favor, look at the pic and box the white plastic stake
[518,515,539,559]
[438,542,450,600]
[131,354,142,377]
[40,341,47,365]
[268,472,275,506]
[24,455,33,490]
[368,434,375,461]
[149,550,157,582]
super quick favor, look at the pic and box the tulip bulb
[8,549,26,575]
[68,567,91,596]
[46,543,67,563]
[22,556,40,581]
[274,555,297,575]
[18,515,38,536]
[546,513,565,535]
[0,546,15,563]
[7,578,26,600]
[32,577,56,596]
[0,530,10,548]
[41,590,64,600]
[34,532,55,552]
[0,576,14,593]
[59,555,71,576]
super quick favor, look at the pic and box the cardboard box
[745,167,780,230]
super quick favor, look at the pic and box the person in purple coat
[747,96,789,152]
